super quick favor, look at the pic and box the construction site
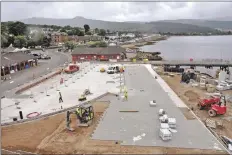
[1,62,232,154]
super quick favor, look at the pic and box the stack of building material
[200,77,206,90]
[206,84,216,93]
[160,114,168,123]
[168,118,177,128]
[158,109,177,141]
[159,109,165,116]
[159,128,172,141]
[216,81,232,91]
[149,100,157,107]
[160,123,169,129]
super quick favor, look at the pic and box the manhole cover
[106,81,115,84]
[27,112,41,118]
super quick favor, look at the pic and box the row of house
[71,46,126,62]
[51,33,103,45]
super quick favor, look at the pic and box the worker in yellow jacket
[124,89,128,100]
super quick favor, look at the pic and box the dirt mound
[184,90,199,102]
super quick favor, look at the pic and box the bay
[141,36,232,61]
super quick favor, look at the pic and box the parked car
[32,53,41,59]
[41,54,51,60]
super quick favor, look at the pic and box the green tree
[33,32,44,45]
[98,29,106,36]
[98,41,107,47]
[86,31,92,35]
[27,39,36,48]
[42,36,51,47]
[8,21,27,36]
[94,28,99,34]
[78,31,85,36]
[107,29,110,33]
[64,41,76,51]
[14,35,27,48]
[7,35,15,46]
[84,24,90,33]
[66,30,74,36]
[64,25,71,30]
[1,23,8,35]
[73,27,81,35]
[60,28,66,33]
[1,35,8,47]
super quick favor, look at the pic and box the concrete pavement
[1,49,70,97]
[91,65,224,150]
[1,62,120,124]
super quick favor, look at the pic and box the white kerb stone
[159,128,172,141]
[160,123,169,129]
[159,109,165,116]
[150,100,156,107]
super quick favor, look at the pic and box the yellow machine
[79,94,87,101]
[100,68,105,72]
[66,103,94,131]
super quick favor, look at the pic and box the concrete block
[168,118,177,128]
[160,114,168,123]
[159,128,172,141]
[159,109,165,116]
[160,123,169,129]
[149,100,156,107]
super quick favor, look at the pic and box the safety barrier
[15,70,62,94]
[1,92,114,126]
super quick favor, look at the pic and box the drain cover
[106,81,115,84]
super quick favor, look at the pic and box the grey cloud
[1,2,232,22]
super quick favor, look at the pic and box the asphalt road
[1,49,71,96]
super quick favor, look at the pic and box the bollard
[30,91,33,98]
[56,84,60,91]
[19,111,23,119]
[45,88,50,96]
[65,81,68,87]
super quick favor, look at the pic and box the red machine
[197,95,220,110]
[197,95,227,117]
[64,64,79,74]
[208,96,227,117]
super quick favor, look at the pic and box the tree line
[1,21,51,48]
[1,21,109,48]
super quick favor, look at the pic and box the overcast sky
[1,2,232,22]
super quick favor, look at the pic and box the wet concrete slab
[91,65,224,150]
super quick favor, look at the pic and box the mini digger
[66,103,94,131]
[78,89,91,101]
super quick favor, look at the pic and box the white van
[107,66,120,74]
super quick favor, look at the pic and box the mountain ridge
[18,16,232,33]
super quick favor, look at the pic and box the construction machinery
[197,95,220,110]
[100,68,105,73]
[198,95,227,117]
[66,103,94,131]
[83,89,91,96]
[208,95,227,117]
[78,94,87,101]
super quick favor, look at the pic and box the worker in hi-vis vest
[124,87,128,100]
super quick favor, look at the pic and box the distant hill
[20,16,218,33]
[161,19,232,30]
